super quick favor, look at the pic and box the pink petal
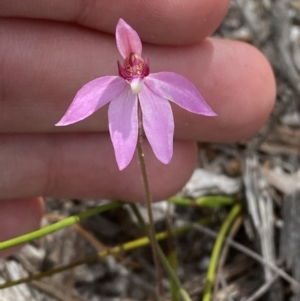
[109,86,138,170]
[56,76,126,126]
[145,72,217,116]
[139,85,174,164]
[116,19,142,59]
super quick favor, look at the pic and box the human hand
[0,0,275,257]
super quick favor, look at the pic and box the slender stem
[130,204,193,301]
[168,196,236,207]
[202,204,242,301]
[136,102,163,297]
[0,216,211,290]
[166,204,179,301]
[0,202,123,251]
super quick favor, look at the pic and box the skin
[0,0,276,257]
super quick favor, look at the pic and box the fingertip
[214,41,276,141]
[0,198,44,257]
[0,0,231,45]
[166,39,276,142]
[118,0,231,44]
[244,43,276,127]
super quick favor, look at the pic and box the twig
[73,223,141,269]
[31,280,88,301]
[0,213,202,294]
[235,0,270,46]
[219,273,234,301]
[272,0,300,98]
[191,222,299,288]
[244,275,279,301]
[243,154,276,281]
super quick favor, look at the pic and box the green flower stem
[0,217,210,290]
[168,250,179,301]
[130,204,193,301]
[0,202,123,251]
[202,203,242,301]
[137,102,163,298]
[166,213,179,301]
[169,196,236,207]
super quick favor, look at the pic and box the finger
[0,134,198,201]
[0,0,230,45]
[0,20,275,142]
[0,198,44,257]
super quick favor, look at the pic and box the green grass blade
[130,204,193,301]
[168,249,179,301]
[0,202,123,251]
[202,203,242,301]
[169,196,236,207]
[0,215,211,290]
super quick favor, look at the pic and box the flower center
[118,52,150,94]
[125,53,145,75]
[118,52,150,82]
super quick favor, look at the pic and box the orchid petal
[56,76,127,126]
[139,86,174,164]
[145,72,216,116]
[109,87,138,170]
[116,19,142,59]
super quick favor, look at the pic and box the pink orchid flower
[56,19,216,170]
